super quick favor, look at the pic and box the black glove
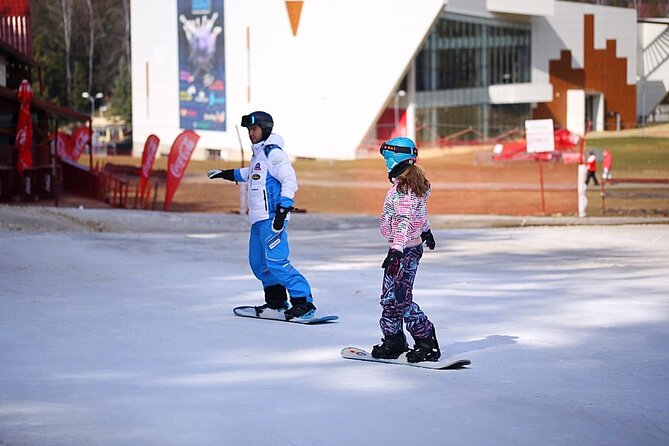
[381,249,403,277]
[421,229,436,250]
[208,169,236,181]
[272,205,293,232]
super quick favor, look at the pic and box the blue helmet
[380,137,417,172]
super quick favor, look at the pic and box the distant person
[372,137,441,363]
[207,111,317,321]
[603,149,613,180]
[585,151,599,186]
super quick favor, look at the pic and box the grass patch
[586,137,669,177]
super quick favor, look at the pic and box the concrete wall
[487,0,554,16]
[130,0,639,160]
[131,0,446,161]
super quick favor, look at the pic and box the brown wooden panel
[534,14,636,130]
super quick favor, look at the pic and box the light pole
[82,91,103,117]
[394,89,406,135]
[82,92,103,158]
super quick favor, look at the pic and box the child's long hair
[396,164,430,197]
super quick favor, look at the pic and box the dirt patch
[165,150,579,216]
[17,149,581,217]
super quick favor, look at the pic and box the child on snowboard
[207,111,317,321]
[372,137,441,363]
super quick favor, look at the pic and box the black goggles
[379,143,415,155]
[241,114,270,128]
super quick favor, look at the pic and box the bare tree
[84,0,95,94]
[60,0,73,100]
[121,0,131,77]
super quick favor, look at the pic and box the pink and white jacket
[380,181,431,252]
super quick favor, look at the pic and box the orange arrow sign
[285,1,304,36]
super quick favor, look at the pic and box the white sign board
[525,119,555,153]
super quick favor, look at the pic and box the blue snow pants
[248,219,312,301]
[379,244,434,339]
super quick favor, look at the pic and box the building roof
[0,38,37,67]
[0,84,90,122]
[0,0,29,16]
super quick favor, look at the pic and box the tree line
[30,0,131,124]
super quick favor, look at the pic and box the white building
[638,18,669,124]
[131,0,641,161]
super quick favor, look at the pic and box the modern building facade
[638,17,669,124]
[131,0,643,161]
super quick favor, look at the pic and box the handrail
[600,177,669,215]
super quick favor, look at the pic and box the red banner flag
[51,132,73,160]
[15,79,33,175]
[70,126,91,162]
[138,134,160,199]
[164,130,200,211]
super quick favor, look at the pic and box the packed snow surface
[1,208,668,445]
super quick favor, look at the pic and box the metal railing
[600,177,669,215]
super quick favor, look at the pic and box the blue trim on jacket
[263,144,282,157]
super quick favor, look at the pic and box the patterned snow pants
[379,244,434,340]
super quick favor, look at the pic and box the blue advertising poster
[177,0,226,131]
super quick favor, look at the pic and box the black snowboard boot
[371,332,409,359]
[255,284,288,315]
[406,327,441,363]
[284,297,316,320]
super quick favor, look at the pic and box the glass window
[415,103,532,145]
[416,15,531,91]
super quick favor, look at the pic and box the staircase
[643,25,669,78]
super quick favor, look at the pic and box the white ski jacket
[234,134,298,224]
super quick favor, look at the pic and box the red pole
[88,118,93,170]
[539,159,546,214]
[133,180,140,209]
[54,121,59,207]
[123,181,129,208]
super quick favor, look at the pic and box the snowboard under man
[208,111,317,321]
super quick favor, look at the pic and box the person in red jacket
[603,149,613,180]
[585,151,599,186]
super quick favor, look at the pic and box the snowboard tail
[233,305,338,324]
[341,346,471,370]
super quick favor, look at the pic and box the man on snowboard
[208,111,317,321]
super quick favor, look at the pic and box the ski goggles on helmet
[241,112,273,129]
[379,142,416,156]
